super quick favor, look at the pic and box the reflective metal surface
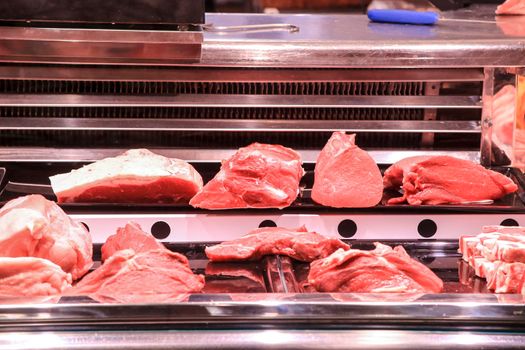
[200,11,525,68]
[0,118,481,133]
[2,330,525,350]
[0,94,482,108]
[0,147,481,163]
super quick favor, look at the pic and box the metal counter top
[202,8,525,67]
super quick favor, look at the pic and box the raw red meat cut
[190,143,304,209]
[459,225,525,294]
[203,262,267,293]
[0,257,71,297]
[205,226,350,262]
[71,249,205,303]
[50,149,203,204]
[308,243,443,293]
[384,156,517,205]
[497,0,525,14]
[0,195,92,280]
[311,132,383,208]
[101,222,165,262]
[382,156,432,189]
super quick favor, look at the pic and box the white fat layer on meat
[49,149,197,195]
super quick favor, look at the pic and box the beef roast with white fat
[190,143,304,209]
[308,243,443,293]
[312,132,383,208]
[50,149,203,204]
[205,226,349,262]
[0,195,92,280]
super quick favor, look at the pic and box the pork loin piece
[311,132,383,208]
[0,257,72,297]
[0,195,92,280]
[205,226,350,262]
[50,149,203,204]
[308,243,443,293]
[385,156,517,205]
[383,156,432,189]
[101,222,165,262]
[71,249,205,303]
[190,143,304,209]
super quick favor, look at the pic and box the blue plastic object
[367,9,439,25]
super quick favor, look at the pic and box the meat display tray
[1,161,525,214]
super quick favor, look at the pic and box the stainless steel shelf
[1,330,524,350]
[0,147,481,163]
[0,94,482,108]
[0,118,481,133]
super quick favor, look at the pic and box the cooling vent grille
[0,80,426,96]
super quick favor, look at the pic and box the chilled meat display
[71,249,205,303]
[205,226,350,262]
[308,243,443,293]
[50,149,203,204]
[0,195,92,280]
[0,257,72,297]
[190,143,304,209]
[459,226,525,294]
[311,132,383,208]
[101,222,165,262]
[384,156,517,205]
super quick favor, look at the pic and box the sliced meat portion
[101,222,165,262]
[385,156,517,205]
[0,195,92,280]
[205,226,349,262]
[190,143,304,209]
[308,243,443,293]
[50,149,203,204]
[0,257,71,297]
[71,249,204,303]
[311,132,383,208]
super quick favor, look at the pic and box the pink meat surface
[383,156,432,189]
[496,0,525,14]
[101,222,165,262]
[308,243,443,293]
[385,156,517,205]
[205,226,349,262]
[0,195,92,280]
[311,132,383,208]
[0,257,71,297]
[50,149,203,204]
[190,143,304,209]
[459,225,525,294]
[71,249,205,303]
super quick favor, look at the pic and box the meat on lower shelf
[308,243,443,293]
[0,195,92,280]
[459,226,525,294]
[190,143,304,209]
[72,222,204,303]
[70,249,205,303]
[0,257,72,297]
[311,132,383,208]
[101,221,165,262]
[50,149,203,204]
[205,226,350,262]
[384,156,517,205]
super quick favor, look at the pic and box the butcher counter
[1,3,525,350]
